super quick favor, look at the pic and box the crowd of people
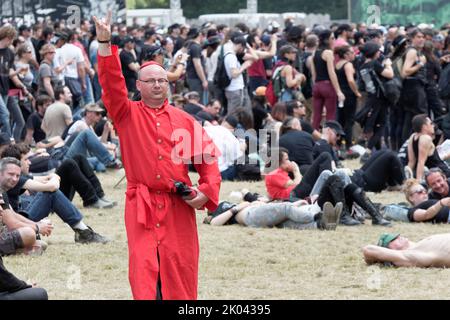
[1,13,450,299]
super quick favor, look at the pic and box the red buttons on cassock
[156,223,160,228]
[156,174,161,180]
[158,155,163,160]
[157,139,162,144]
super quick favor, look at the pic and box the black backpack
[299,51,313,99]
[438,64,450,100]
[213,46,232,89]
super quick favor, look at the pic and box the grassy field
[5,159,450,300]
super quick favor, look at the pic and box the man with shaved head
[94,12,221,300]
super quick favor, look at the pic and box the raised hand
[92,10,112,42]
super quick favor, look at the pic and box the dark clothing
[0,257,30,294]
[313,139,339,163]
[56,155,105,207]
[26,112,46,143]
[186,42,205,80]
[279,130,315,168]
[336,62,355,98]
[359,59,389,149]
[0,287,48,300]
[7,175,32,213]
[292,153,332,199]
[300,119,314,135]
[336,63,357,144]
[351,150,405,192]
[411,135,450,177]
[408,199,449,223]
[313,50,330,81]
[252,103,269,132]
[0,48,15,95]
[400,48,428,143]
[360,60,385,97]
[183,103,203,115]
[337,94,357,146]
[119,50,138,93]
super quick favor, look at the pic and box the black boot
[322,176,360,226]
[350,186,391,226]
[340,203,361,226]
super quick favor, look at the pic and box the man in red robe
[93,12,221,300]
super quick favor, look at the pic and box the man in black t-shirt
[185,28,207,102]
[119,36,140,96]
[407,199,450,224]
[312,121,344,167]
[25,95,53,145]
[279,122,315,171]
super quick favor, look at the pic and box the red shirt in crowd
[265,168,295,200]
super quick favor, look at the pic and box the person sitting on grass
[0,186,53,257]
[0,255,48,300]
[203,200,342,231]
[3,143,116,209]
[35,129,122,171]
[363,233,450,268]
[0,157,109,244]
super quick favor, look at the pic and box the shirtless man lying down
[363,233,450,268]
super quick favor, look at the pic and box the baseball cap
[0,132,11,146]
[122,36,134,46]
[261,34,271,46]
[142,45,164,60]
[378,233,400,248]
[433,34,445,42]
[254,86,267,96]
[324,120,345,136]
[361,41,381,58]
[84,103,105,113]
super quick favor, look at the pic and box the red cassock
[98,46,221,300]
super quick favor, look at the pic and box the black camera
[174,181,197,199]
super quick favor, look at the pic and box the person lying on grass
[363,233,450,268]
[203,199,342,231]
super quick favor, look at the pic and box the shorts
[0,230,24,256]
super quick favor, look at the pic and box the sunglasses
[410,188,427,196]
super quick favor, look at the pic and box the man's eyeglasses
[139,78,169,86]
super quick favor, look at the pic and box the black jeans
[355,150,405,192]
[337,94,357,146]
[292,153,332,199]
[0,287,48,300]
[363,95,388,150]
[400,80,428,144]
[56,154,105,207]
